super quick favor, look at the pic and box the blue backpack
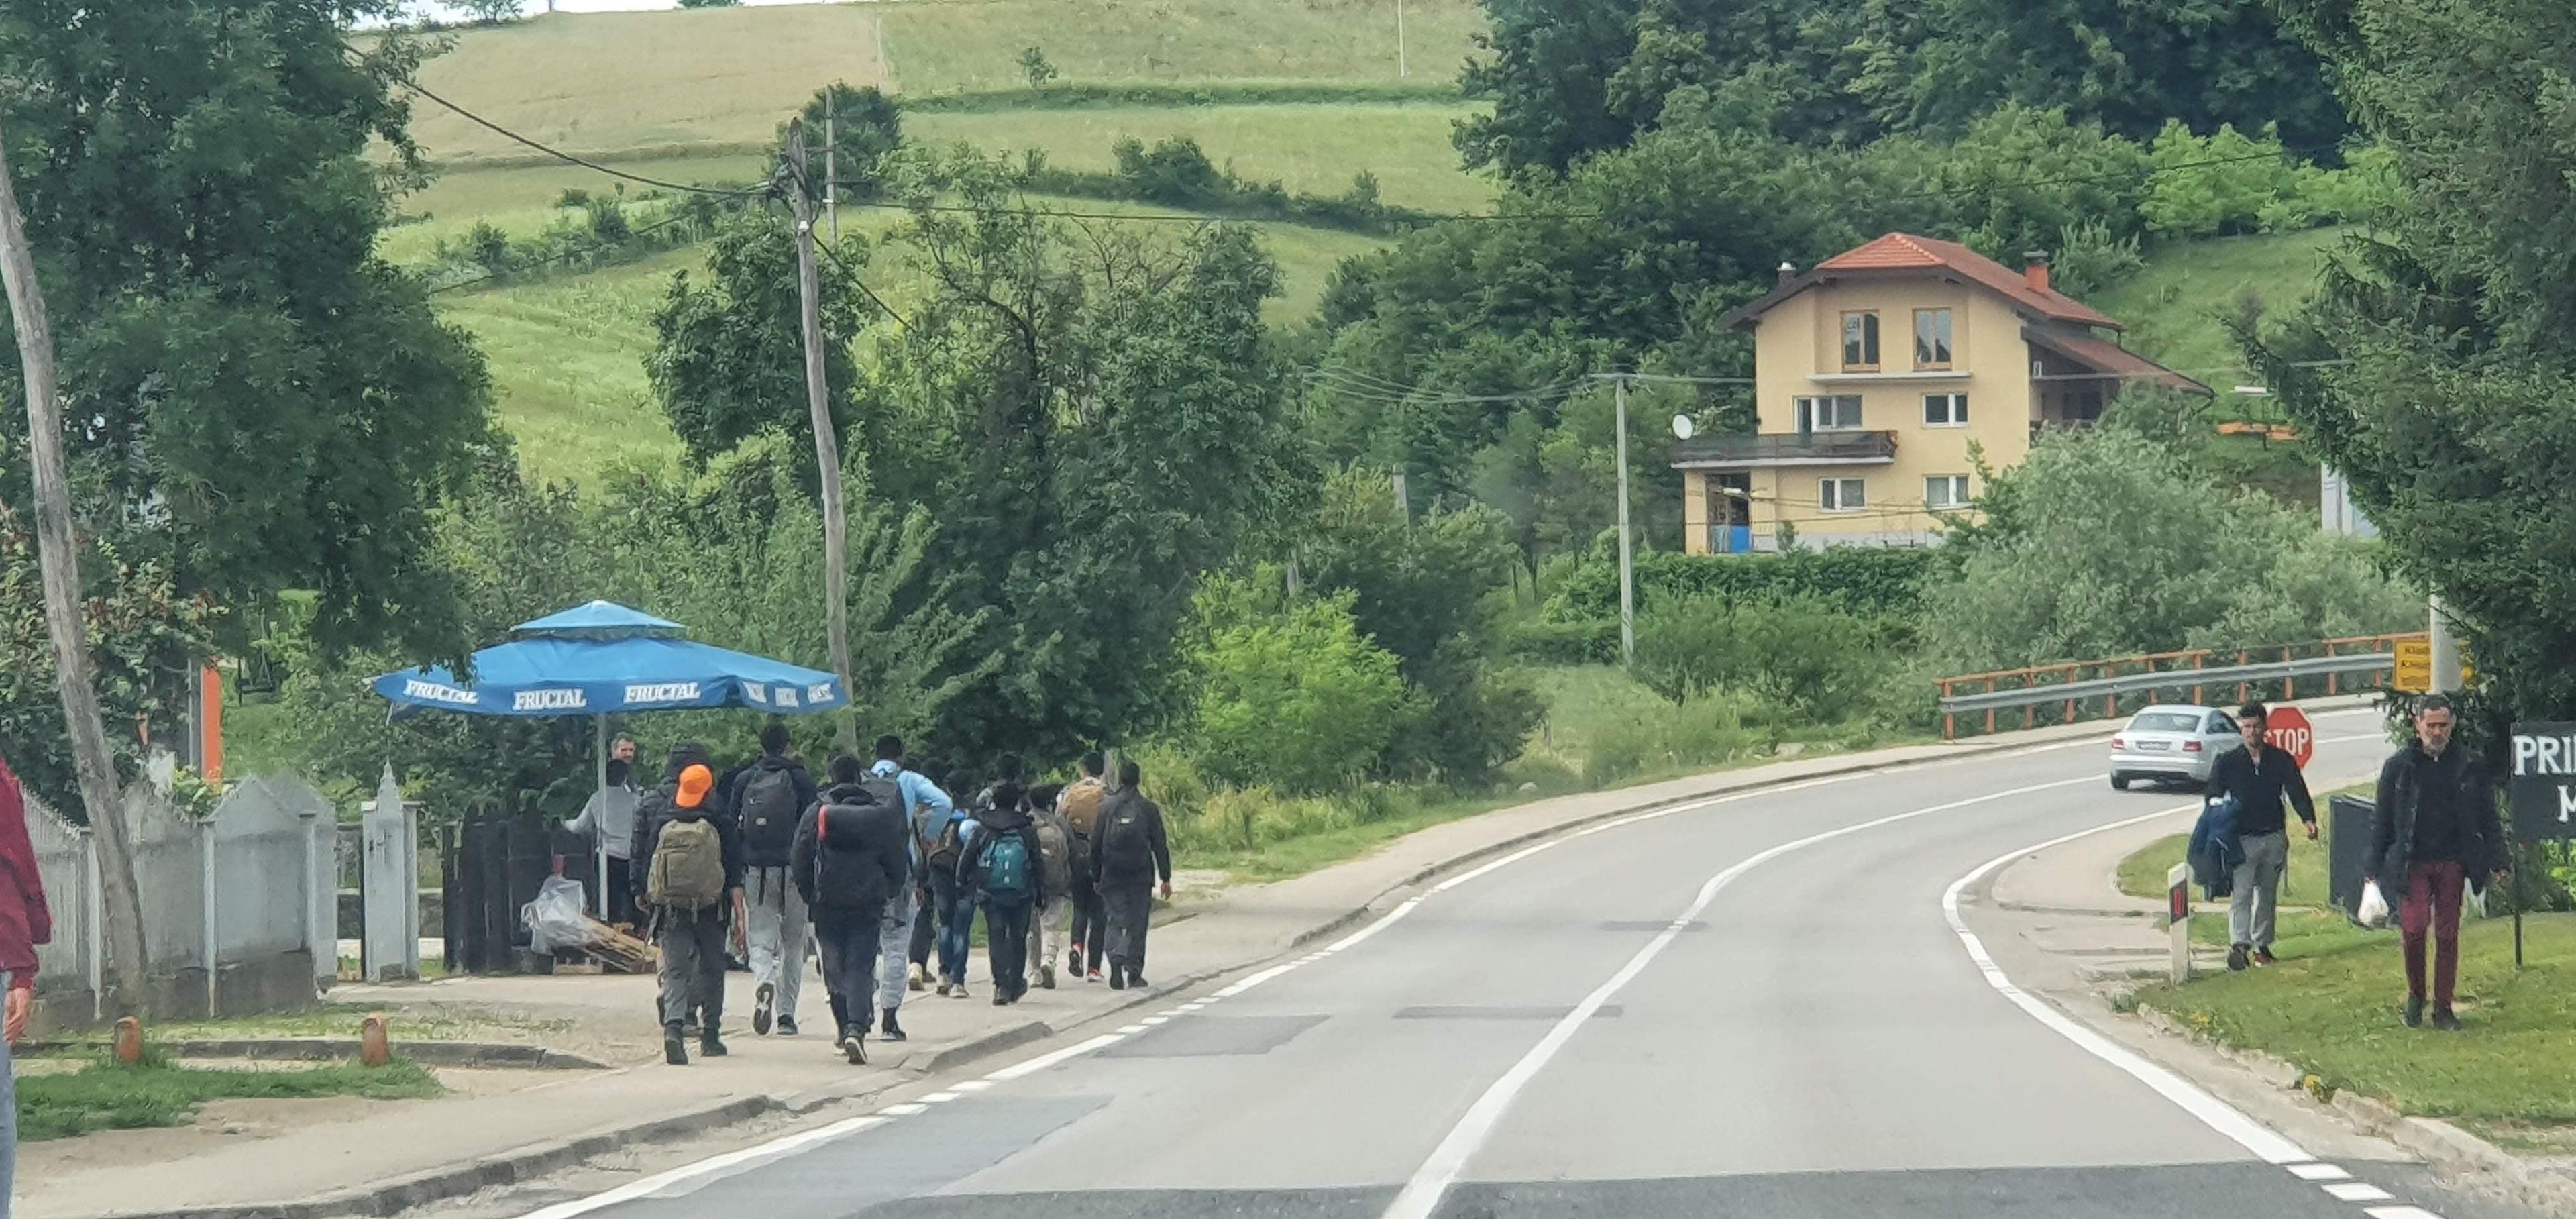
[983,833,1032,900]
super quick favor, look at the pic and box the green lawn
[19,1057,441,1141]
[910,101,1493,211]
[2093,227,2347,377]
[394,1,1483,166]
[2117,830,2334,910]
[2136,913,2576,1131]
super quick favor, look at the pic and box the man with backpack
[870,737,951,1042]
[961,782,1049,1005]
[729,721,819,1037]
[1026,783,1072,990]
[1090,759,1171,991]
[924,767,982,998]
[1059,754,1110,982]
[632,749,746,1065]
[792,755,909,1063]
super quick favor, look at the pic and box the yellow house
[1676,233,2210,554]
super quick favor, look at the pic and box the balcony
[1670,430,1898,469]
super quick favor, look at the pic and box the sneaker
[908,963,928,992]
[843,1026,868,1065]
[936,980,953,998]
[664,1022,689,1066]
[1087,969,1104,984]
[2404,996,2426,1028]
[951,982,971,1000]
[1067,947,1084,977]
[2253,947,2277,966]
[1108,965,1126,991]
[2226,943,2250,972]
[1127,971,1148,989]
[2431,1006,2463,1032]
[994,992,1010,1006]
[1041,963,1057,990]
[880,1009,906,1043]
[777,1015,799,1037]
[753,983,775,1035]
[700,1028,729,1058]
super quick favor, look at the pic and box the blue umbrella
[373,600,848,915]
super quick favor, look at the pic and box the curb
[176,1039,607,1071]
[64,728,2086,1219]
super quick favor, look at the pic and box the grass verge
[2134,913,2576,1131]
[19,1057,442,1141]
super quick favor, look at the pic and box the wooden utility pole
[0,115,150,1013]
[1613,374,1635,666]
[785,119,856,749]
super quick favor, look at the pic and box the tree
[649,212,869,461]
[2253,0,2576,755]
[454,0,522,22]
[782,84,903,205]
[1179,573,1419,793]
[1018,46,1059,88]
[0,6,498,664]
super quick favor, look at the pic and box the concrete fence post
[199,811,218,1016]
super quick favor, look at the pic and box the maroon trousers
[2400,859,2465,1007]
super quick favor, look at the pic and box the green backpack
[648,816,727,908]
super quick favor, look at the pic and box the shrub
[1633,594,1889,721]
[1546,547,1933,623]
[1496,617,1618,665]
[1180,578,1421,794]
[1111,135,1226,208]
[1578,690,1759,788]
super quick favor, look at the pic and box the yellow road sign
[2394,637,2431,693]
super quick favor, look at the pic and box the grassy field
[910,101,1491,211]
[19,1057,442,1141]
[2094,227,2348,377]
[396,1,1484,166]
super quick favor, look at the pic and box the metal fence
[28,773,339,1026]
[1934,633,2420,740]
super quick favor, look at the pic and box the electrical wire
[425,206,718,295]
[374,61,770,200]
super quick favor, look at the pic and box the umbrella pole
[594,716,610,920]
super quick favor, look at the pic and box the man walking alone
[2368,695,2501,1030]
[2202,702,2316,971]
[1090,760,1171,990]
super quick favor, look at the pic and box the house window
[1794,395,1864,431]
[1925,474,1971,510]
[1819,478,1867,511]
[1914,309,1953,369]
[1923,392,1969,427]
[1841,311,1880,371]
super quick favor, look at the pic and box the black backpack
[1099,796,1154,875]
[740,764,800,859]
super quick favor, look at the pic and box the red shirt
[0,753,54,990]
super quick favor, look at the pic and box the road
[506,712,2547,1219]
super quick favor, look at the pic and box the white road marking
[921,1091,962,1103]
[879,1102,927,1116]
[504,1114,888,1219]
[1377,775,2101,1219]
[984,1032,1128,1082]
[1116,1024,1148,1034]
[2363,1207,2445,1219]
[1942,806,2314,1164]
[952,1080,994,1092]
[2288,1163,2351,1180]
[2326,1181,2396,1202]
[1142,1016,1169,1025]
[644,1116,888,1200]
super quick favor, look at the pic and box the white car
[2109,704,2247,790]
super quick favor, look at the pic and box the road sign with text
[2264,706,2316,770]
[2510,721,2576,841]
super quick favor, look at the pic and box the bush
[1577,689,1759,788]
[1546,547,1933,623]
[1179,577,1421,794]
[1633,594,1890,721]
[1496,617,1618,665]
[1111,135,1227,208]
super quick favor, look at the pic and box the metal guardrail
[1938,651,2394,714]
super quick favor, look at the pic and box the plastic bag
[2357,880,2391,928]
[2467,882,2489,920]
[524,874,602,953]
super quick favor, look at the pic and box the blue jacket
[2188,795,2243,900]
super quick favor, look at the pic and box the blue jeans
[931,869,975,984]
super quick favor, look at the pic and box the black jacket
[961,803,1048,906]
[729,753,819,868]
[2371,743,2502,886]
[1089,790,1172,887]
[792,780,910,910]
[2202,743,2316,838]
[631,741,747,916]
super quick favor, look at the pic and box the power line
[373,59,768,200]
[425,205,715,296]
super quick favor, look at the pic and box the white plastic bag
[2467,882,2490,920]
[523,874,601,953]
[2357,879,2391,928]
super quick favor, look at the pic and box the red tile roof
[1815,233,2121,329]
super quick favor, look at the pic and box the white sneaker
[951,982,971,1000]
[908,963,928,992]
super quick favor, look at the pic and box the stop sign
[2263,706,2316,770]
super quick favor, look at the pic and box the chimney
[2023,250,2051,293]
[1776,260,1798,287]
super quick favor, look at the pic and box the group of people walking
[598,725,1172,1066]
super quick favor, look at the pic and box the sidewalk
[23,719,2123,1219]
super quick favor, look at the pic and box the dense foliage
[1177,574,1419,794]
[649,213,869,461]
[1549,547,1935,623]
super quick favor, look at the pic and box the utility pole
[2430,594,2465,693]
[823,90,839,242]
[1613,374,1636,666]
[1397,0,1409,78]
[0,114,150,1014]
[1391,467,1409,520]
[786,119,856,750]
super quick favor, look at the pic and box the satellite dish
[1671,414,1696,440]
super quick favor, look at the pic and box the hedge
[1546,549,1935,623]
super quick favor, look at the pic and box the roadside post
[2167,863,2191,983]
[2505,721,2576,969]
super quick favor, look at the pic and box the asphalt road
[519,714,2551,1219]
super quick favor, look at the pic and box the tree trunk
[786,119,857,750]
[0,115,152,1014]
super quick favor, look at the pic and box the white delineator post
[2167,862,2192,984]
